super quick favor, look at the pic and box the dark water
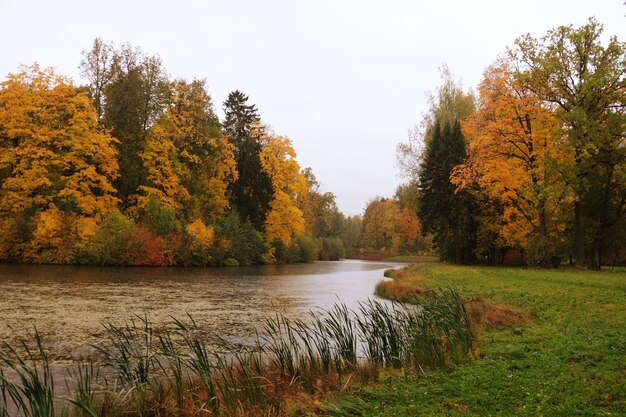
[0,260,401,361]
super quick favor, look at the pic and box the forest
[0,18,624,269]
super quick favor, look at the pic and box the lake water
[0,260,402,362]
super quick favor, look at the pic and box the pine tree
[418,120,476,263]
[222,91,273,229]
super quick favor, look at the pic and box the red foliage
[122,226,167,266]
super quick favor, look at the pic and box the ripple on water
[0,260,404,362]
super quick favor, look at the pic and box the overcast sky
[1,1,625,215]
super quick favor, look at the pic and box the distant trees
[357,195,426,257]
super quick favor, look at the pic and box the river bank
[325,264,626,416]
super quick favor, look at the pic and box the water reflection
[0,260,403,361]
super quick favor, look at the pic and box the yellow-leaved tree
[137,80,237,221]
[0,65,119,262]
[258,126,308,246]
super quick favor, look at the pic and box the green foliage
[140,194,180,236]
[216,211,269,266]
[418,121,477,264]
[95,43,169,205]
[339,215,362,258]
[223,91,273,229]
[77,209,134,265]
[511,18,626,269]
[295,234,322,262]
[321,237,346,261]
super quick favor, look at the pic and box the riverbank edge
[319,263,626,416]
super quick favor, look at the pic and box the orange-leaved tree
[452,59,573,266]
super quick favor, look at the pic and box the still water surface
[0,260,402,361]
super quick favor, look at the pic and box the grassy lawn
[324,264,626,416]
[381,255,439,263]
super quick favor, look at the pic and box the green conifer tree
[222,91,273,229]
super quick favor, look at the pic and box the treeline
[0,39,351,266]
[398,18,626,269]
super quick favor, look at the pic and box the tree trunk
[574,200,585,268]
[590,243,601,271]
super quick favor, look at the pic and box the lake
[0,260,402,362]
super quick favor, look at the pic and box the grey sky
[1,0,625,215]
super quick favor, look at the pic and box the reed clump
[0,290,473,417]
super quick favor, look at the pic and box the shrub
[140,194,181,236]
[295,234,321,262]
[320,237,346,260]
[122,226,167,266]
[180,219,215,266]
[216,212,269,266]
[77,209,135,265]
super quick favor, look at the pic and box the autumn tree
[138,80,237,221]
[510,18,626,269]
[0,65,119,261]
[361,198,402,253]
[259,128,308,246]
[223,91,273,228]
[453,59,572,266]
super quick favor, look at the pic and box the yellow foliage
[25,205,77,263]
[259,130,309,245]
[138,80,237,220]
[361,199,401,251]
[138,123,189,210]
[76,217,98,242]
[264,191,306,245]
[0,65,119,216]
[186,219,215,247]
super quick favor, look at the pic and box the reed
[65,360,102,417]
[0,289,473,416]
[0,331,54,417]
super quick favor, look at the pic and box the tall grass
[0,289,473,416]
[0,331,54,417]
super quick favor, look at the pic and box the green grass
[324,264,626,416]
[381,255,438,263]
